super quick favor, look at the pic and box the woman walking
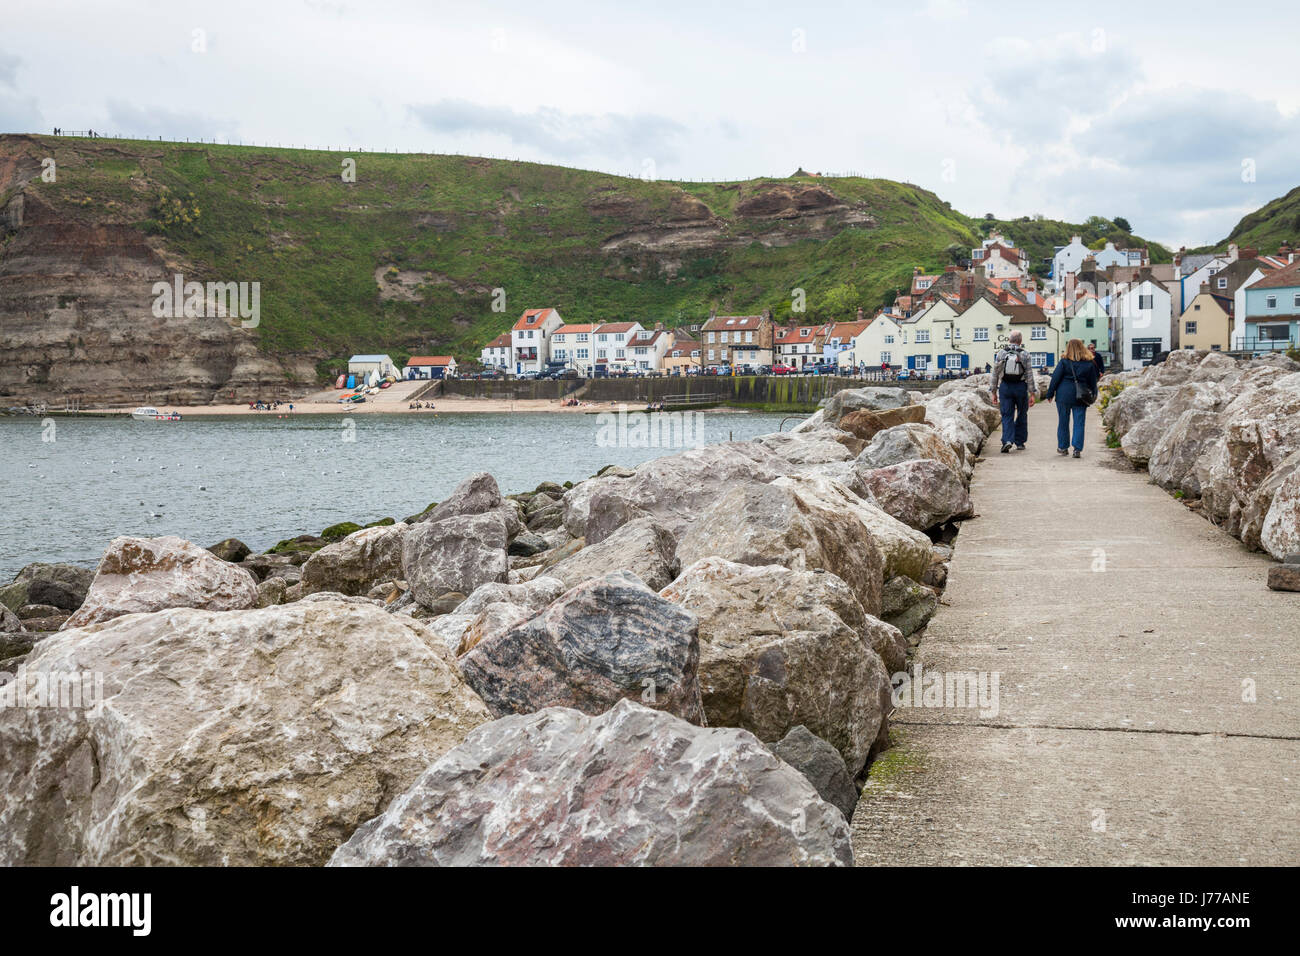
[1045,338,1101,458]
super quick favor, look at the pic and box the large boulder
[329,700,852,866]
[459,571,705,723]
[1,564,94,614]
[1254,450,1300,559]
[770,473,931,582]
[561,442,785,541]
[675,481,884,616]
[300,522,409,596]
[924,389,1000,435]
[837,404,928,442]
[880,574,939,639]
[1196,374,1300,533]
[856,422,964,477]
[545,518,679,591]
[62,536,258,630]
[861,459,974,531]
[401,512,508,608]
[1102,384,1178,438]
[0,601,490,865]
[1148,409,1225,495]
[418,472,521,537]
[1119,381,1231,466]
[206,537,252,563]
[753,430,855,466]
[823,386,914,424]
[661,556,895,773]
[768,725,858,823]
[423,576,569,656]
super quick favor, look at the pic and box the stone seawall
[442,375,944,407]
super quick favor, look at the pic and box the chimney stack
[856,306,865,322]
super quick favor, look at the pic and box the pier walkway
[852,403,1300,865]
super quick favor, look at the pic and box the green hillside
[1210,185,1300,254]
[2,134,1171,377]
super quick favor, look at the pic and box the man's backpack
[1002,347,1026,381]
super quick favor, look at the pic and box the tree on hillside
[1113,216,1132,233]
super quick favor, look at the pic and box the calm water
[0,410,795,579]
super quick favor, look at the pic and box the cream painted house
[1180,287,1233,352]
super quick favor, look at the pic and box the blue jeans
[1057,400,1087,451]
[998,381,1029,445]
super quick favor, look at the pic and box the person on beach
[990,331,1037,453]
[1044,338,1101,459]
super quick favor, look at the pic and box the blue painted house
[1241,261,1300,351]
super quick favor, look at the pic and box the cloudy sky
[4,0,1299,248]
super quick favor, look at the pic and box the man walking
[990,331,1037,453]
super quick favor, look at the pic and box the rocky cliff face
[0,136,316,406]
[0,134,970,405]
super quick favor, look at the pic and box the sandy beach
[82,396,709,417]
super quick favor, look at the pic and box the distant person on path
[1045,338,1101,459]
[1087,342,1105,377]
[990,332,1037,453]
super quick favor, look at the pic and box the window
[1193,304,1201,311]
[634,347,647,355]
[1085,318,1094,328]
[707,349,715,360]
[1217,278,1227,289]
[638,330,651,340]
[1030,326,1047,341]
[914,355,929,370]
[884,334,895,344]
[916,330,930,343]
[577,332,588,342]
[880,351,892,364]
[707,332,715,343]
[1294,293,1300,308]
[944,354,962,369]
[598,333,609,342]
[745,331,754,343]
[1185,321,1197,335]
[1138,295,1153,310]
[1029,353,1049,368]
[1266,295,1277,309]
[800,328,811,337]
[953,328,961,340]
[973,328,989,342]
[553,349,566,359]
[943,328,951,339]
[577,349,589,359]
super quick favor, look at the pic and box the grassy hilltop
[1,134,1172,377]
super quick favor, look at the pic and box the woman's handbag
[1069,362,1097,406]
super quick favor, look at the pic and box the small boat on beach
[131,406,182,422]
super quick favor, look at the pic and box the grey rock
[546,518,679,591]
[460,570,704,723]
[329,700,852,866]
[300,523,408,596]
[206,537,252,563]
[861,459,974,531]
[401,512,508,608]
[823,387,914,424]
[769,725,858,822]
[508,531,549,557]
[661,556,896,773]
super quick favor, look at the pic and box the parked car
[771,364,796,375]
[756,365,773,376]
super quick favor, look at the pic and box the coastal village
[433,231,1299,382]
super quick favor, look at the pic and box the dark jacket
[1046,358,1100,405]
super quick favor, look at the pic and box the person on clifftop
[990,331,1037,454]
